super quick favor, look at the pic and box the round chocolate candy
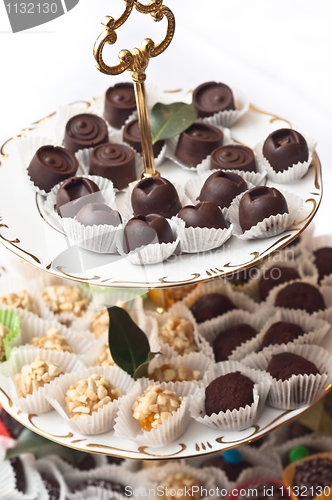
[210,144,256,172]
[177,201,227,229]
[123,119,164,158]
[262,128,309,172]
[313,247,332,283]
[175,123,224,167]
[274,282,325,314]
[131,176,181,219]
[64,113,108,153]
[103,82,136,128]
[193,81,235,118]
[56,177,103,218]
[76,203,122,227]
[260,321,304,349]
[198,171,247,208]
[205,371,254,415]
[123,214,174,253]
[190,293,236,324]
[259,265,300,300]
[89,143,136,190]
[27,145,78,193]
[266,352,319,381]
[239,186,288,232]
[212,323,258,362]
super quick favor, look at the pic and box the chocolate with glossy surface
[260,321,304,349]
[262,128,309,172]
[104,82,136,128]
[90,143,136,190]
[205,371,254,415]
[198,170,247,208]
[259,266,300,300]
[266,352,319,381]
[210,145,257,172]
[123,214,174,253]
[190,293,236,324]
[131,176,181,219]
[64,114,108,153]
[275,282,325,314]
[193,81,235,118]
[212,323,257,362]
[175,122,224,167]
[76,203,122,227]
[239,186,288,232]
[177,202,227,229]
[56,177,103,217]
[123,118,164,157]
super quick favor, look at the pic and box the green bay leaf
[150,102,198,144]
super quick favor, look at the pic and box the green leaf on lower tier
[150,102,198,144]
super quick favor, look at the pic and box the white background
[0,0,331,234]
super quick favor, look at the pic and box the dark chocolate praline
[193,81,235,118]
[56,177,103,218]
[259,266,300,300]
[27,145,78,193]
[175,122,224,167]
[89,143,136,190]
[210,144,257,172]
[123,214,174,253]
[262,128,309,172]
[123,119,164,157]
[239,186,288,232]
[212,323,258,362]
[313,247,332,283]
[103,82,136,128]
[190,292,236,324]
[131,176,181,219]
[266,352,319,381]
[198,170,247,208]
[205,371,254,415]
[260,321,304,350]
[177,201,227,229]
[76,203,122,227]
[64,113,108,153]
[274,282,325,314]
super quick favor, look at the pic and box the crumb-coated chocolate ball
[212,323,257,362]
[275,282,325,314]
[263,128,309,172]
[198,171,247,208]
[123,214,174,253]
[205,371,254,415]
[10,457,26,492]
[266,352,319,381]
[123,119,164,157]
[64,113,108,153]
[193,81,235,118]
[293,456,332,498]
[259,266,300,300]
[72,478,126,494]
[89,143,136,190]
[190,293,236,324]
[239,186,289,232]
[131,176,181,219]
[175,123,224,167]
[210,145,257,172]
[76,203,122,227]
[56,177,103,218]
[177,201,227,229]
[103,82,136,129]
[40,472,60,500]
[314,247,332,283]
[260,321,304,349]
[201,450,251,481]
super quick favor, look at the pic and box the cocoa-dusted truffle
[205,371,254,415]
[275,282,325,314]
[123,118,164,157]
[89,143,136,190]
[175,122,224,167]
[313,247,332,283]
[56,177,103,218]
[193,81,235,118]
[177,201,227,229]
[266,352,319,381]
[260,322,304,349]
[64,113,108,153]
[190,292,236,324]
[123,213,174,253]
[210,145,257,172]
[212,323,257,362]
[131,176,181,219]
[103,82,136,128]
[293,455,332,498]
[259,266,300,300]
[76,202,122,227]
[198,170,247,208]
[239,186,289,232]
[27,145,78,193]
[262,128,309,172]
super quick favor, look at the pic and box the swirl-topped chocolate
[90,143,136,190]
[104,82,136,129]
[123,119,164,158]
[193,81,235,118]
[64,113,108,153]
[27,145,78,192]
[175,123,224,167]
[210,145,256,172]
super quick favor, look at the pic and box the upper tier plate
[0,92,322,289]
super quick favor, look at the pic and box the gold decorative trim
[35,194,66,236]
[28,414,73,438]
[293,198,317,225]
[249,104,292,128]
[0,224,41,264]
[137,443,186,458]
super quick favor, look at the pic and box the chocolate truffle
[193,81,235,118]
[198,170,247,208]
[131,176,181,219]
[201,449,251,481]
[212,323,258,362]
[275,282,325,314]
[27,145,78,192]
[89,143,136,190]
[239,186,289,232]
[260,322,304,349]
[123,214,174,253]
[293,456,332,499]
[10,457,26,493]
[259,266,300,300]
[72,479,126,494]
[123,118,164,157]
[262,128,309,172]
[210,145,257,172]
[205,371,254,415]
[104,82,136,128]
[76,203,122,227]
[177,201,227,229]
[64,113,108,153]
[313,247,332,283]
[40,472,60,500]
[190,293,236,323]
[56,177,103,217]
[175,122,224,167]
[266,352,319,381]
